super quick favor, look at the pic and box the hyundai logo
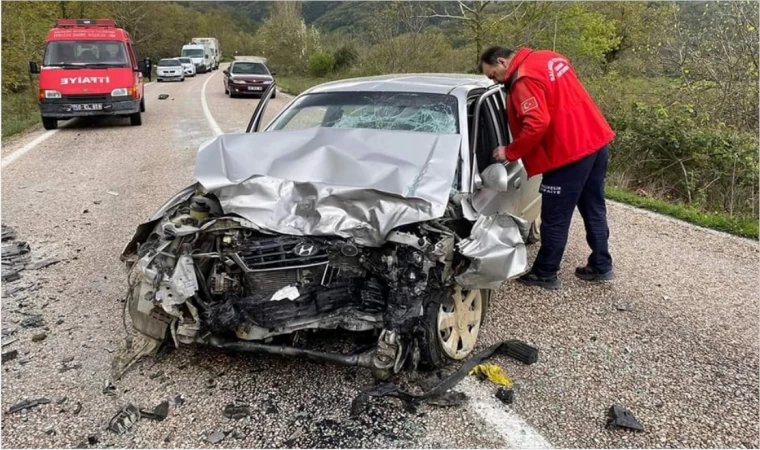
[293,243,319,257]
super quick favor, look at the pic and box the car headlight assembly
[44,90,62,99]
[111,88,129,97]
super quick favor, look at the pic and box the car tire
[41,117,58,130]
[139,99,145,113]
[418,287,490,371]
[129,112,142,126]
[527,217,541,245]
[272,89,277,99]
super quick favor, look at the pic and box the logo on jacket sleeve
[547,58,570,82]
[521,97,538,114]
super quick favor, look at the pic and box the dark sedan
[223,60,276,98]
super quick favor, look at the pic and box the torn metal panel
[193,128,461,246]
[455,214,529,289]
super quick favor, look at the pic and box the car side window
[471,98,499,173]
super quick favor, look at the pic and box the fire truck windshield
[44,41,130,67]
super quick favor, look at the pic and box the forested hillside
[2,1,758,233]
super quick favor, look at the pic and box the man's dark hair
[479,46,514,71]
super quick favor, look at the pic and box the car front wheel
[418,287,489,370]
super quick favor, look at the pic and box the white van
[181,43,213,73]
[191,37,220,71]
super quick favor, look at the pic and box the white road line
[201,71,223,137]
[2,129,59,169]
[459,377,552,449]
[2,82,157,169]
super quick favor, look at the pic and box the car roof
[302,74,494,97]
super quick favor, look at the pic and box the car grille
[61,94,109,103]
[235,237,329,272]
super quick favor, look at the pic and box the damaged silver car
[115,75,542,380]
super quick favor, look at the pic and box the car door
[245,83,276,133]
[469,86,540,219]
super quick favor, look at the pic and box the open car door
[245,83,276,133]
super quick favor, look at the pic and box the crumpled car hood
[194,127,462,246]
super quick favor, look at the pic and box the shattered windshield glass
[268,92,459,134]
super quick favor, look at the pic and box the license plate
[71,104,102,111]
[247,86,263,91]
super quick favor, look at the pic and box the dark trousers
[532,145,612,277]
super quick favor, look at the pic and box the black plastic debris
[21,315,44,329]
[223,404,251,420]
[2,350,18,362]
[351,339,538,417]
[87,434,100,445]
[158,94,169,100]
[174,395,185,406]
[8,398,51,414]
[73,402,82,414]
[606,404,644,432]
[31,333,47,342]
[495,388,515,405]
[426,391,467,407]
[140,401,170,422]
[108,404,140,434]
[207,431,227,444]
[102,380,117,396]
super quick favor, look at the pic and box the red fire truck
[30,19,146,130]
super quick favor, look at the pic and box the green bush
[608,102,759,218]
[2,90,40,140]
[308,51,336,77]
[333,44,358,71]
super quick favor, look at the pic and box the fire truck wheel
[42,117,58,130]
[139,99,145,113]
[129,112,143,126]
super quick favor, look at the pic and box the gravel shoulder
[1,71,757,448]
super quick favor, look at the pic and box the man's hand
[492,146,508,162]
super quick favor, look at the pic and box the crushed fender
[468,364,513,387]
[606,404,644,432]
[350,339,537,416]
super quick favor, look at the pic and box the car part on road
[107,404,141,434]
[207,431,227,444]
[350,339,538,416]
[425,390,468,407]
[606,404,645,432]
[8,398,52,414]
[140,401,170,421]
[495,387,515,405]
[223,404,251,420]
[469,364,513,387]
[158,94,169,100]
[2,350,19,362]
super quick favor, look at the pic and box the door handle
[514,178,522,190]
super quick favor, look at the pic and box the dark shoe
[575,266,614,281]
[517,272,562,290]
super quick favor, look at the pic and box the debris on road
[26,257,60,271]
[140,400,170,422]
[2,337,19,347]
[8,398,52,414]
[108,404,141,434]
[87,434,99,445]
[20,314,44,329]
[207,431,227,444]
[31,332,47,342]
[102,380,117,396]
[2,350,19,362]
[106,191,119,196]
[223,404,251,420]
[174,395,185,406]
[469,364,513,387]
[426,391,467,407]
[158,94,170,100]
[73,402,82,414]
[2,225,17,241]
[606,404,645,432]
[2,233,31,282]
[495,387,515,405]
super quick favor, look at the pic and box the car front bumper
[40,97,140,118]
[229,84,272,95]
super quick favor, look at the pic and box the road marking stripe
[459,377,552,448]
[201,70,223,137]
[2,81,158,168]
[2,130,58,169]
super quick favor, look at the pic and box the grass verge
[2,90,40,141]
[275,75,339,96]
[606,186,758,240]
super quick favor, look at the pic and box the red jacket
[497,48,615,177]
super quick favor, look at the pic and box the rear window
[231,62,269,75]
[158,59,181,67]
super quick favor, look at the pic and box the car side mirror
[29,62,40,74]
[271,71,277,76]
[481,163,510,192]
[223,70,229,75]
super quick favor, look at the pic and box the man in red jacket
[480,46,615,290]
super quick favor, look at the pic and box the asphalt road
[2,66,758,449]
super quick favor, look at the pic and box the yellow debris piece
[468,364,513,387]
